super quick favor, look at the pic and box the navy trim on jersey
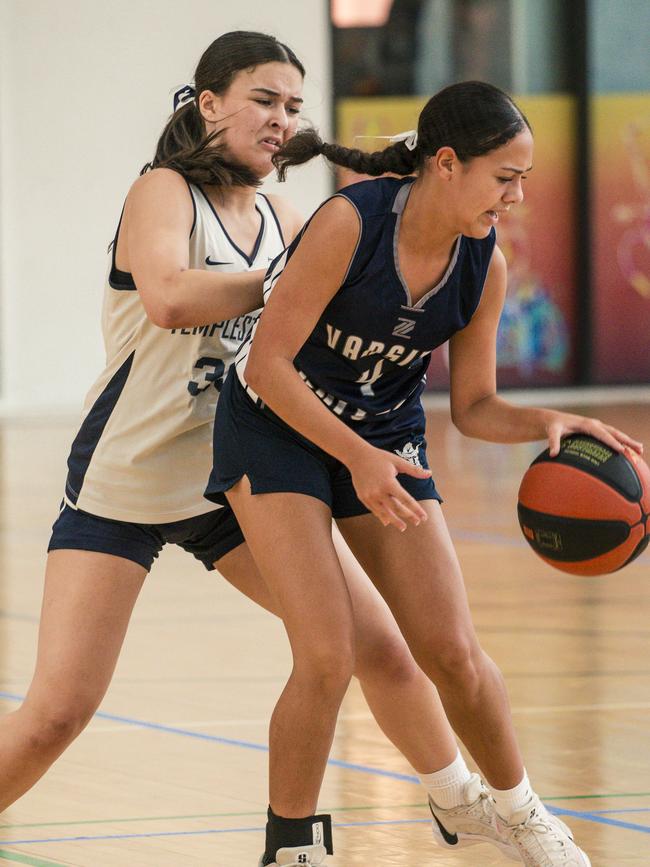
[331,194,363,284]
[197,186,266,267]
[108,174,198,290]
[109,267,137,290]
[258,193,285,246]
[108,205,137,291]
[390,181,463,309]
[65,351,136,505]
[185,177,198,238]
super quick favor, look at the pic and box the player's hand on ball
[348,445,431,531]
[545,412,644,458]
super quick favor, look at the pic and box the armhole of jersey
[184,178,198,238]
[485,227,498,279]
[283,193,362,288]
[472,227,499,316]
[108,203,136,291]
[258,193,286,246]
[109,203,125,272]
[330,193,363,284]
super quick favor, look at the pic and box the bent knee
[354,631,421,686]
[420,634,484,686]
[293,642,356,695]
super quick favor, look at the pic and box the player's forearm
[246,357,372,466]
[145,269,265,328]
[451,394,556,443]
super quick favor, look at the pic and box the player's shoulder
[127,168,192,204]
[262,193,304,243]
[336,175,413,213]
[122,168,194,232]
[480,242,508,302]
[303,193,361,241]
[489,242,506,271]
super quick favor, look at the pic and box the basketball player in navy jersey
[0,34,526,864]
[207,81,643,866]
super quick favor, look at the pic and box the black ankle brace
[262,806,333,864]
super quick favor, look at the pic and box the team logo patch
[394,441,422,467]
[392,317,416,339]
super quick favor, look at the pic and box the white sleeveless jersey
[64,182,285,523]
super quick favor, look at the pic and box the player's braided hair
[274,81,530,181]
[141,31,304,187]
[273,128,417,181]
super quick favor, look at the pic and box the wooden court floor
[0,399,649,866]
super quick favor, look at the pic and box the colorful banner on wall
[592,94,650,384]
[337,95,578,389]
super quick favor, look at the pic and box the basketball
[517,435,650,576]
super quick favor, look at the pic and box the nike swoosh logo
[205,256,233,266]
[429,801,459,845]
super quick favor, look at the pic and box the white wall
[0,0,331,414]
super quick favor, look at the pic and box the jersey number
[188,357,225,395]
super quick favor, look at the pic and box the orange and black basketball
[517,435,650,576]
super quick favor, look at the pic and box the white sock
[489,770,533,819]
[418,750,472,810]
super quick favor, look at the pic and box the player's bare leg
[0,550,146,810]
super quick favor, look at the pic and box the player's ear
[429,146,457,180]
[197,89,223,125]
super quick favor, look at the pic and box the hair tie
[353,129,418,151]
[389,129,418,151]
[173,84,196,112]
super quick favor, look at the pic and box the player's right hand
[347,445,431,531]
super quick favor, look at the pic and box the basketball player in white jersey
[0,32,523,864]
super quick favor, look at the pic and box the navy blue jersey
[236,176,496,436]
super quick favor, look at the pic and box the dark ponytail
[274,81,530,181]
[141,31,305,187]
[273,129,417,181]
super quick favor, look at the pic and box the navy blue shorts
[48,503,245,572]
[205,367,442,518]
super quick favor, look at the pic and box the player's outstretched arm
[449,246,643,456]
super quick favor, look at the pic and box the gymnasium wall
[0,1,332,414]
[332,0,650,389]
[589,0,650,383]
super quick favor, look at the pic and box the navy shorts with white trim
[205,367,442,518]
[48,503,245,572]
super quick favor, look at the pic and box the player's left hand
[545,411,644,458]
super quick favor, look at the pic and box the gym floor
[0,397,648,866]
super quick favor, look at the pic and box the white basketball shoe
[428,773,521,860]
[497,794,592,866]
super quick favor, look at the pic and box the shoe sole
[431,823,521,861]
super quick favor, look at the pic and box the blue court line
[4,813,650,848]
[0,827,265,845]
[0,819,434,847]
[2,692,649,841]
[551,806,650,834]
[0,692,418,785]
